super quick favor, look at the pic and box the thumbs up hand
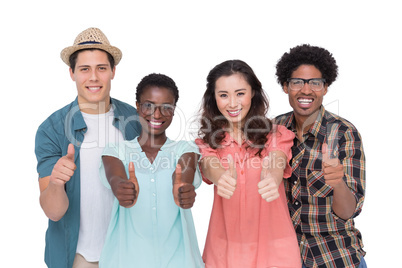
[322,143,344,188]
[127,162,140,207]
[258,156,281,202]
[173,164,196,209]
[111,162,139,208]
[217,154,237,199]
[50,143,76,186]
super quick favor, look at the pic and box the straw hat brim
[60,43,122,66]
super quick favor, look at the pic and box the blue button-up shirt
[35,97,141,268]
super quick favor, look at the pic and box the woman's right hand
[217,154,237,199]
[110,162,139,208]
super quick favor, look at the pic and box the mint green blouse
[99,137,204,268]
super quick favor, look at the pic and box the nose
[300,81,313,94]
[89,70,99,81]
[152,106,162,118]
[229,96,238,108]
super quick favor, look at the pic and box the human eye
[162,104,174,110]
[142,102,153,110]
[291,79,303,86]
[310,79,322,86]
[218,93,228,98]
[162,104,175,114]
[98,65,109,71]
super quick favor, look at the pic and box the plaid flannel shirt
[275,106,366,268]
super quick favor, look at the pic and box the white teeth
[149,121,162,126]
[228,109,241,115]
[298,98,312,104]
[88,87,101,90]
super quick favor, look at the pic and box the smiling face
[214,73,254,130]
[69,49,115,114]
[136,86,175,139]
[283,64,327,126]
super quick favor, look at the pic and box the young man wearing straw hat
[35,27,141,268]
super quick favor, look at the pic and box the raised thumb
[66,143,75,161]
[128,162,137,183]
[174,164,182,184]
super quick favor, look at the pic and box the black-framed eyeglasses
[139,102,175,116]
[286,78,326,91]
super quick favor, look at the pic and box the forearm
[267,150,286,184]
[103,156,128,184]
[200,156,226,185]
[39,177,69,221]
[177,153,199,184]
[332,180,357,220]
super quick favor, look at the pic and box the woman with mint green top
[99,73,204,268]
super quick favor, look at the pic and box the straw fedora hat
[60,27,122,66]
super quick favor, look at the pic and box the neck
[78,98,111,114]
[138,132,167,150]
[229,124,244,145]
[294,110,319,139]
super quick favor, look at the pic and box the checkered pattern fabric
[275,106,366,268]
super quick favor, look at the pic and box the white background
[1,0,400,267]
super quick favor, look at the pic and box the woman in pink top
[196,60,301,268]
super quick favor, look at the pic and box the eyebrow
[77,63,110,68]
[141,100,175,105]
[216,88,247,93]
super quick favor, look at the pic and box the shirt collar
[286,106,327,144]
[220,132,251,147]
[134,136,173,151]
[70,97,86,131]
[110,98,123,121]
[70,97,124,132]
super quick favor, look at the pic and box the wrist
[48,176,66,188]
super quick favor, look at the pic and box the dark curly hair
[136,73,179,104]
[199,60,272,156]
[275,44,338,88]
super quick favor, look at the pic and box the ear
[323,84,328,96]
[136,101,140,111]
[69,67,75,81]
[283,83,289,94]
[111,66,116,80]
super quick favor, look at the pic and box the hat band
[78,41,102,45]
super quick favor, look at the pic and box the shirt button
[152,193,156,197]
[241,170,244,175]
[295,201,299,206]
[151,179,155,183]
[152,207,156,210]
[293,180,297,185]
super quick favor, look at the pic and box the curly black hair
[136,73,179,104]
[275,44,338,88]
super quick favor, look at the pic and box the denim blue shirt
[35,97,141,268]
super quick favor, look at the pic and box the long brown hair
[199,60,272,156]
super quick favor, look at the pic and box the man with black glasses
[275,44,366,268]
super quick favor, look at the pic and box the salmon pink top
[196,125,301,268]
